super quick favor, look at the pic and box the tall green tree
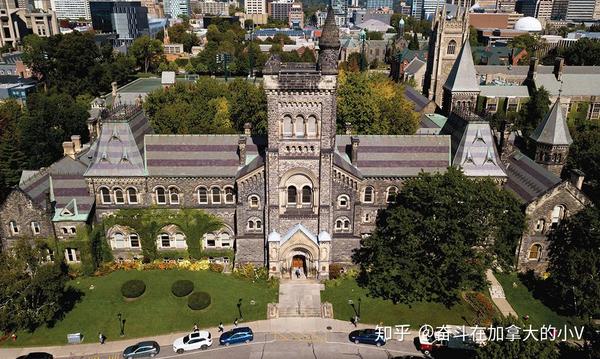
[0,100,27,199]
[352,168,525,305]
[566,123,600,204]
[547,206,600,319]
[227,79,268,134]
[408,32,420,50]
[516,86,550,138]
[129,35,164,73]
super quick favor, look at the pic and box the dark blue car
[219,327,254,346]
[349,329,386,346]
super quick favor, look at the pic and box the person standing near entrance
[295,268,300,278]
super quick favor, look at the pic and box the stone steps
[278,306,322,318]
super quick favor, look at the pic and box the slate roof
[418,114,448,135]
[335,135,450,177]
[504,151,561,203]
[479,85,530,98]
[19,154,94,222]
[404,85,432,113]
[85,106,153,177]
[144,134,266,177]
[529,99,573,146]
[535,73,600,97]
[395,48,427,63]
[320,7,340,49]
[404,58,426,75]
[444,41,480,93]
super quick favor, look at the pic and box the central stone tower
[262,7,339,279]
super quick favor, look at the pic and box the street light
[359,29,367,72]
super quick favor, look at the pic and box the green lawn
[1,270,278,347]
[321,278,478,328]
[494,272,581,328]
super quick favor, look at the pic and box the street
[63,332,426,359]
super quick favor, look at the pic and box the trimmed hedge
[188,291,211,310]
[171,280,194,297]
[121,279,146,299]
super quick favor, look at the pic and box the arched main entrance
[292,254,307,278]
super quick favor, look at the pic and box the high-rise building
[164,0,190,18]
[0,6,59,47]
[50,0,91,19]
[245,0,265,14]
[141,0,164,18]
[551,0,568,19]
[366,0,393,9]
[331,0,347,25]
[288,0,303,28]
[412,0,447,20]
[195,0,229,15]
[268,0,292,21]
[90,1,149,45]
[565,0,596,20]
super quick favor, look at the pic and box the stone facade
[0,189,53,250]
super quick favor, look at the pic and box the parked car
[173,331,212,353]
[16,353,53,359]
[122,341,160,358]
[219,327,254,346]
[348,329,386,346]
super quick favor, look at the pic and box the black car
[16,353,53,359]
[349,329,386,346]
[122,341,160,358]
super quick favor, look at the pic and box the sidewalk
[0,318,372,358]
[486,269,518,318]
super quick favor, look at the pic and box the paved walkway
[0,318,373,358]
[277,279,323,317]
[486,269,518,318]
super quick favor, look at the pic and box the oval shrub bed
[188,291,211,310]
[171,280,194,297]
[121,279,146,299]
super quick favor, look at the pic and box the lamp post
[117,312,125,337]
[359,29,367,72]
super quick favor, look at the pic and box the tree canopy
[129,35,164,73]
[547,206,600,319]
[353,168,525,306]
[566,123,600,204]
[515,86,550,139]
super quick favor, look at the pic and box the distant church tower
[529,97,573,176]
[423,1,470,108]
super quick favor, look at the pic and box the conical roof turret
[320,6,340,50]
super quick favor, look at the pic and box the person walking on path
[218,322,224,332]
[234,318,238,328]
[98,332,105,344]
[193,323,199,332]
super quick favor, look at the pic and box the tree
[408,32,420,50]
[515,86,550,138]
[167,23,199,52]
[560,38,600,66]
[129,35,164,73]
[227,79,268,134]
[337,71,381,134]
[366,31,383,40]
[470,26,482,47]
[0,100,27,199]
[352,168,525,305]
[566,123,600,204]
[511,34,542,64]
[547,206,600,319]
[475,317,559,359]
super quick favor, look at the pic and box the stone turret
[317,7,340,75]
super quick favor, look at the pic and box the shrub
[188,291,211,310]
[209,263,224,273]
[329,263,344,279]
[171,280,194,297]
[465,292,496,326]
[121,279,146,298]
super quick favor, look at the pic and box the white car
[173,331,212,354]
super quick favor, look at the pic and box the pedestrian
[295,268,300,278]
[351,317,357,327]
[98,332,105,344]
[234,318,238,328]
[193,323,199,332]
[11,333,16,342]
[218,322,224,332]
[524,314,530,321]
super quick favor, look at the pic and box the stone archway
[279,230,319,279]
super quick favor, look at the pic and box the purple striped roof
[504,151,561,203]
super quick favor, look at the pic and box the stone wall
[0,189,54,250]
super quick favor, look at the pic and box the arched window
[224,187,235,204]
[551,205,565,228]
[114,188,125,204]
[248,220,254,229]
[295,115,305,137]
[338,194,349,208]
[344,219,350,230]
[301,186,312,204]
[528,244,542,260]
[159,233,170,248]
[256,220,262,229]
[100,187,111,204]
[535,219,545,233]
[306,116,317,137]
[386,186,398,203]
[335,217,350,232]
[249,195,260,208]
[211,187,221,204]
[364,186,374,203]
[129,234,140,248]
[169,187,179,204]
[127,188,138,204]
[287,186,297,205]
[447,40,456,55]
[174,233,186,248]
[283,115,293,137]
[220,232,232,247]
[113,232,126,249]
[197,187,208,204]
[155,187,166,204]
[335,219,343,230]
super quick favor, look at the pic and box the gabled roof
[280,223,318,245]
[404,58,426,76]
[504,151,561,203]
[529,99,573,146]
[404,85,432,113]
[443,40,480,93]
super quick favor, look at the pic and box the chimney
[71,135,81,153]
[238,135,247,166]
[244,122,252,136]
[570,169,585,190]
[62,141,75,159]
[111,81,118,97]
[345,122,352,135]
[527,57,538,82]
[553,57,564,81]
[351,136,360,165]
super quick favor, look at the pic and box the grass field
[494,272,581,328]
[321,278,479,329]
[1,270,278,347]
